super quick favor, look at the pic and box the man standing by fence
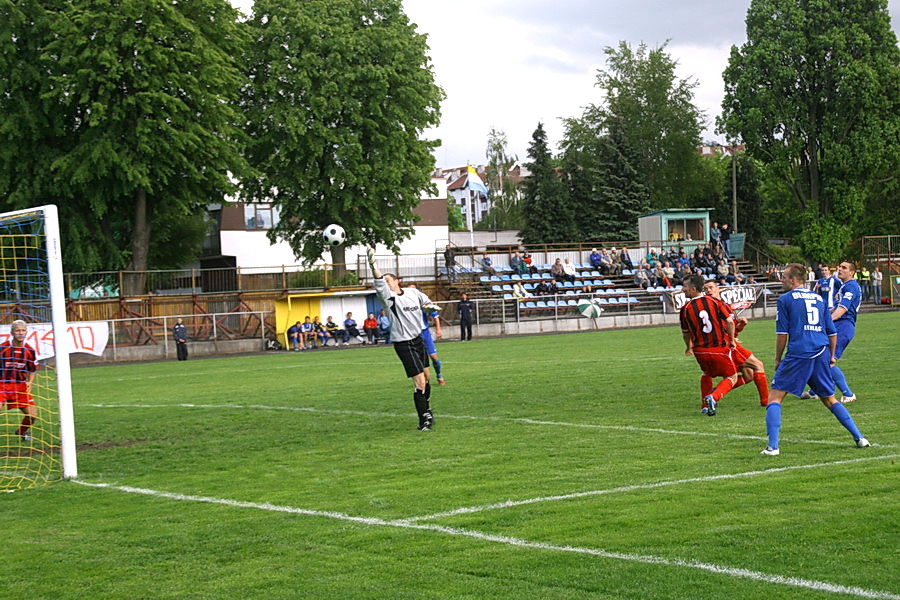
[173,318,188,361]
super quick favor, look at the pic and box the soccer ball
[322,224,346,247]
[577,299,604,318]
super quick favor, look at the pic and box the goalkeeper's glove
[422,303,442,312]
[366,246,376,266]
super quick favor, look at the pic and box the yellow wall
[275,296,323,346]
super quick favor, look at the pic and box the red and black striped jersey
[680,295,734,349]
[0,342,37,384]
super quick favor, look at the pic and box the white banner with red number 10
[0,322,110,360]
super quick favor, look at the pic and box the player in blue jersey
[813,265,838,310]
[760,264,870,455]
[407,283,446,385]
[800,260,861,403]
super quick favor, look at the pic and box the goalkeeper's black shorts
[393,335,428,378]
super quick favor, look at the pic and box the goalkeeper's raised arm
[367,246,382,279]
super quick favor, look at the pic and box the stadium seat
[480,276,490,283]
[503,293,513,300]
[562,281,574,288]
[541,273,552,279]
[603,279,613,286]
[565,290,575,295]
[566,299,577,307]
[524,301,536,310]
[524,283,534,290]
[628,297,640,304]
[615,288,626,294]
[511,274,521,281]
[490,275,501,282]
[591,270,601,277]
[536,300,547,309]
[596,298,608,305]
[502,284,513,291]
[546,300,557,308]
[500,274,511,281]
[491,285,502,292]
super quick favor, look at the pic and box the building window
[244,204,279,230]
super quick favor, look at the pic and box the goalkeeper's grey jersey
[374,277,431,342]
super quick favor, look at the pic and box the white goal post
[0,205,77,490]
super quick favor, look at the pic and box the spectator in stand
[510,250,524,275]
[522,250,538,275]
[709,221,721,252]
[646,249,660,268]
[511,281,530,300]
[716,259,730,282]
[609,247,623,273]
[633,264,651,290]
[377,309,391,343]
[363,312,379,344]
[533,279,549,296]
[551,258,566,282]
[312,316,329,347]
[580,281,594,295]
[545,279,559,297]
[678,250,691,269]
[674,262,692,286]
[342,312,366,345]
[871,267,883,304]
[600,248,619,275]
[457,293,474,341]
[619,248,634,271]
[719,223,731,258]
[661,261,676,287]
[287,320,303,351]
[589,248,604,270]
[443,244,457,283]
[481,252,497,276]
[325,316,342,345]
[301,316,317,348]
[562,258,578,283]
[729,260,744,285]
[650,264,664,288]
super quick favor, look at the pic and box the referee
[368,247,437,431]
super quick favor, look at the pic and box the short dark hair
[783,263,806,283]
[684,274,705,291]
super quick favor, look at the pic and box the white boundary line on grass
[85,403,896,449]
[72,479,900,600]
[398,453,900,523]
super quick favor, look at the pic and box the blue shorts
[834,320,855,360]
[421,327,437,355]
[772,351,834,398]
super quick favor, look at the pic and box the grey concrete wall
[70,338,264,365]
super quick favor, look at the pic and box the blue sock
[432,358,442,379]
[830,365,852,397]
[765,403,781,449]
[829,403,863,441]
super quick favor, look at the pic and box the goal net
[0,205,76,491]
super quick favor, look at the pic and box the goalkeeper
[1,320,38,442]
[367,247,439,431]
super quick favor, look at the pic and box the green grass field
[2,312,898,599]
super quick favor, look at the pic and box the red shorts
[1,383,33,410]
[732,343,753,366]
[693,347,738,378]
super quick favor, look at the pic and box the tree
[0,0,249,292]
[592,41,707,209]
[708,151,767,251]
[720,0,900,262]
[447,197,466,231]
[559,114,650,242]
[519,123,570,244]
[241,0,443,268]
[478,127,522,229]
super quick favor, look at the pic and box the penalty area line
[71,479,900,600]
[399,453,900,523]
[85,402,896,449]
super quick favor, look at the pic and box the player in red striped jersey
[679,275,739,416]
[702,281,768,407]
[1,320,39,441]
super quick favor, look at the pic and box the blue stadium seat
[565,290,575,295]
[562,281,574,288]
[490,275,501,282]
[502,284,513,291]
[628,297,639,304]
[596,298,608,305]
[536,300,547,309]
[491,285,502,292]
[591,270,601,277]
[500,274,511,281]
[480,275,490,283]
[567,299,577,307]
[524,301,536,310]
[524,283,534,290]
[603,279,613,286]
[546,300,557,307]
[503,293,513,300]
[511,274,521,281]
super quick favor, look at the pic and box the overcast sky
[230,0,899,169]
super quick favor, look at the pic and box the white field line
[72,479,900,600]
[84,402,896,449]
[399,453,900,523]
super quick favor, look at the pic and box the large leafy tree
[720,0,900,262]
[241,0,443,266]
[592,41,707,209]
[519,123,570,244]
[559,114,650,242]
[0,0,249,290]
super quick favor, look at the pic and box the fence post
[163,316,168,359]
[237,266,242,291]
[110,319,117,361]
[191,269,197,292]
